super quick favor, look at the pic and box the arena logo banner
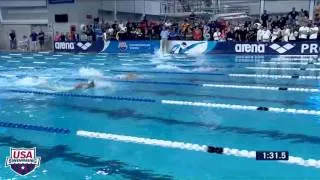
[54,41,104,52]
[208,41,320,55]
[48,0,75,4]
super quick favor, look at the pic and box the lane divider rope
[229,74,320,80]
[202,83,320,92]
[1,121,319,169]
[247,67,320,71]
[76,130,320,169]
[7,90,156,103]
[0,121,70,134]
[160,100,320,116]
[6,89,320,116]
[261,62,320,65]
[110,70,225,76]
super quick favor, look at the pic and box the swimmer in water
[74,80,95,90]
[124,73,138,80]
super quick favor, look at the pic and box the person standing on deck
[160,27,170,54]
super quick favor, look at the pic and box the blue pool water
[0,52,320,179]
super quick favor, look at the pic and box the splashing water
[79,67,104,78]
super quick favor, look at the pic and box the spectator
[60,33,66,42]
[257,26,263,42]
[309,24,319,40]
[213,28,221,41]
[247,26,257,41]
[262,26,271,42]
[282,25,290,42]
[271,26,281,42]
[288,7,299,24]
[289,27,298,41]
[238,26,247,42]
[185,28,193,40]
[189,11,197,21]
[299,23,309,41]
[9,30,17,50]
[54,32,60,41]
[193,26,202,40]
[38,30,45,50]
[22,35,29,51]
[261,10,269,27]
[30,31,38,51]
[226,28,235,41]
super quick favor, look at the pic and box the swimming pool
[0,52,319,179]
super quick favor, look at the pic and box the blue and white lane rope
[246,67,320,72]
[229,74,320,80]
[1,120,319,169]
[261,61,320,65]
[6,90,320,116]
[76,130,320,169]
[160,100,320,116]
[202,84,320,92]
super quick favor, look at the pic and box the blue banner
[48,0,74,4]
[54,40,320,55]
[54,40,160,54]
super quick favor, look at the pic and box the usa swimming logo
[5,147,41,176]
[118,41,128,51]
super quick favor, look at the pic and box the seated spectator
[299,23,309,41]
[309,24,319,40]
[257,26,263,42]
[81,33,88,41]
[168,27,180,40]
[213,28,221,41]
[261,26,271,42]
[181,19,190,39]
[193,26,202,41]
[226,28,235,41]
[54,32,60,41]
[282,25,290,42]
[247,27,257,41]
[185,27,193,40]
[238,26,247,42]
[60,33,66,42]
[289,27,298,41]
[271,26,281,42]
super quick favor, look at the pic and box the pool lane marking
[1,56,12,59]
[22,57,34,59]
[53,54,63,57]
[229,74,320,80]
[89,63,104,66]
[33,54,43,57]
[110,70,225,76]
[18,66,35,69]
[45,57,57,60]
[59,62,74,65]
[7,90,320,116]
[77,130,320,169]
[33,61,47,64]
[7,60,20,63]
[9,53,22,56]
